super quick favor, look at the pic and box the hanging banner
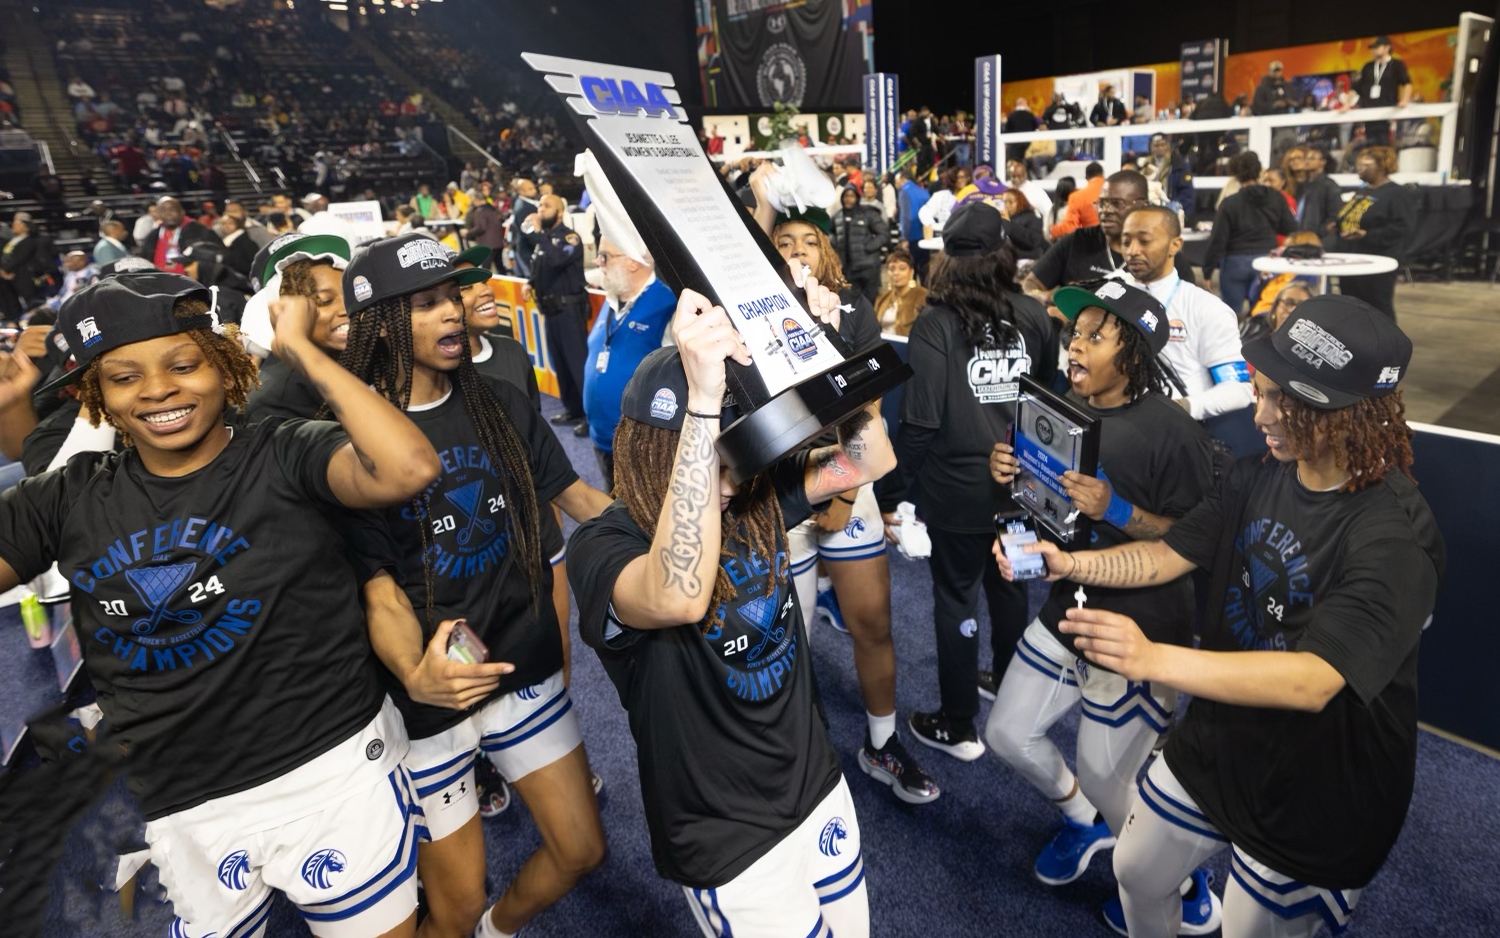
[1179,39,1225,103]
[702,0,865,109]
[974,54,1002,169]
[863,73,899,175]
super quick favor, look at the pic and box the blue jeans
[1218,254,1259,316]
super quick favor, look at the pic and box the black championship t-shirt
[807,289,883,450]
[244,354,325,422]
[896,296,1058,533]
[0,420,384,819]
[1039,391,1210,654]
[1031,225,1197,288]
[569,455,842,889]
[1161,457,1445,888]
[370,376,578,738]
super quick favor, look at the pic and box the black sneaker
[977,669,1000,701]
[549,411,582,425]
[859,730,941,804]
[474,755,512,818]
[908,711,985,762]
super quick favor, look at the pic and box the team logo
[111,256,156,274]
[443,480,497,546]
[123,561,202,636]
[1169,319,1186,342]
[735,582,787,664]
[766,12,787,32]
[756,43,807,107]
[1095,281,1128,301]
[650,387,678,422]
[819,818,848,857]
[577,75,678,119]
[1375,366,1401,388]
[52,331,70,355]
[1287,380,1330,404]
[1286,318,1352,370]
[844,517,866,539]
[756,115,773,136]
[826,115,843,136]
[268,232,303,255]
[365,739,384,761]
[396,239,449,271]
[1034,415,1055,446]
[217,850,250,891]
[1074,657,1090,682]
[783,317,817,361]
[300,848,348,890]
[1139,310,1159,333]
[78,316,103,347]
[959,618,977,638]
[517,682,542,701]
[352,275,373,303]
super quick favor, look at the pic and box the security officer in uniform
[523,194,591,434]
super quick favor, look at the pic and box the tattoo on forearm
[811,447,857,497]
[1073,545,1160,586]
[1122,509,1173,541]
[659,414,715,597]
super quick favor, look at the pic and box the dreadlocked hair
[613,415,786,637]
[926,242,1021,349]
[772,220,851,291]
[336,294,545,628]
[1273,390,1414,493]
[77,297,258,447]
[279,258,334,300]
[1107,312,1171,400]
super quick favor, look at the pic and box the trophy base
[717,342,912,483]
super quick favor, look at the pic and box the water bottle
[21,593,51,649]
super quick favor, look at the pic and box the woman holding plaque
[983,279,1220,932]
[875,202,1057,763]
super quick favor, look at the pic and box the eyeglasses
[595,251,619,265]
[1098,198,1147,211]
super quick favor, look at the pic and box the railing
[216,127,263,195]
[446,123,505,171]
[35,140,54,175]
[994,102,1461,189]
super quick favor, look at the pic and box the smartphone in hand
[445,619,489,664]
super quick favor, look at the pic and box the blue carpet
[39,395,1500,937]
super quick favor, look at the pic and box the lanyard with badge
[595,300,630,372]
[1371,60,1388,100]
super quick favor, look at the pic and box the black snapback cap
[342,233,491,315]
[1242,294,1411,409]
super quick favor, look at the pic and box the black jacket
[831,200,887,273]
[1295,174,1344,236]
[136,222,223,264]
[1090,98,1128,126]
[1252,76,1293,115]
[1203,185,1297,273]
[0,233,42,285]
[1004,209,1046,260]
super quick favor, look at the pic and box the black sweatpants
[541,295,590,417]
[1338,270,1397,320]
[928,527,1030,723]
[847,267,881,306]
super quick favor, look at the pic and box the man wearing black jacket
[1292,147,1343,236]
[1251,62,1293,116]
[1203,153,1296,314]
[524,194,591,430]
[135,196,221,275]
[832,186,887,302]
[1090,86,1128,127]
[0,213,43,317]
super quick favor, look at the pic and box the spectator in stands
[410,182,439,219]
[265,211,294,235]
[1294,146,1343,236]
[523,194,591,430]
[1203,152,1297,314]
[132,203,158,244]
[1355,36,1412,145]
[585,238,673,486]
[93,220,131,266]
[467,184,505,267]
[1002,190,1046,260]
[137,196,223,275]
[1050,162,1106,239]
[1142,133,1194,208]
[1003,160,1053,226]
[1043,92,1085,129]
[0,213,42,318]
[216,213,258,278]
[1252,61,1294,115]
[1334,146,1413,320]
[224,200,273,248]
[511,177,541,277]
[1262,167,1297,217]
[832,185,887,302]
[896,169,932,276]
[45,251,98,311]
[444,182,470,221]
[860,178,889,226]
[1090,85,1128,126]
[110,138,148,192]
[873,248,926,335]
[918,167,971,237]
[1005,98,1040,166]
[66,75,95,100]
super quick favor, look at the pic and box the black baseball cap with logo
[1242,294,1411,410]
[342,233,491,315]
[1052,279,1170,357]
[620,347,739,433]
[942,201,1006,257]
[38,272,236,395]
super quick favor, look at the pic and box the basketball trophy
[1010,374,1101,543]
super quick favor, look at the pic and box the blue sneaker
[1178,867,1223,935]
[1034,817,1116,886]
[1101,869,1222,936]
[815,586,849,634]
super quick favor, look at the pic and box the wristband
[685,409,720,420]
[1102,493,1134,529]
[835,495,856,505]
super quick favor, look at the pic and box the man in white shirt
[1117,205,1253,425]
[1004,160,1055,232]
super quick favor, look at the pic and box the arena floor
[1369,280,1500,433]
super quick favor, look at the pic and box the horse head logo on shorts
[216,849,250,891]
[819,817,848,857]
[300,848,348,889]
[517,682,542,701]
[844,517,866,539]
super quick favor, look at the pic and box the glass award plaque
[1010,374,1101,543]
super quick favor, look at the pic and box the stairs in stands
[1,4,99,190]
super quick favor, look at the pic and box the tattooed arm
[269,295,441,509]
[803,402,897,504]
[609,291,753,630]
[994,536,1197,587]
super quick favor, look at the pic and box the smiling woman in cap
[341,232,615,938]
[0,270,443,938]
[999,294,1445,938]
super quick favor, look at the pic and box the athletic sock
[817,575,833,594]
[473,906,516,938]
[867,711,896,749]
[1053,780,1099,826]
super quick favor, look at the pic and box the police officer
[523,194,591,434]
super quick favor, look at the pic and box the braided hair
[337,294,545,628]
[1109,314,1172,400]
[613,415,787,636]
